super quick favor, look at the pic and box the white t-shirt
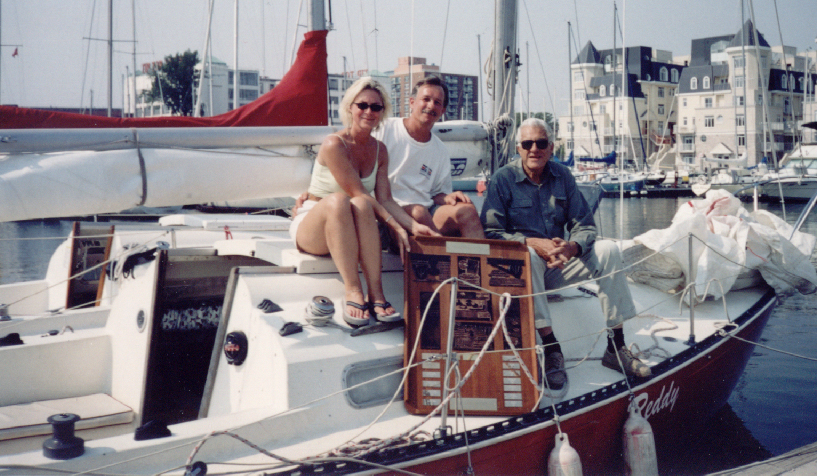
[374,117,452,208]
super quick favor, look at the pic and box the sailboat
[1,1,816,474]
[759,123,817,200]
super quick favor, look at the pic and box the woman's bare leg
[296,194,368,319]
[349,196,396,316]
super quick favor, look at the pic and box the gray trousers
[528,240,637,330]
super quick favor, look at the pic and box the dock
[601,186,696,199]
[708,441,817,475]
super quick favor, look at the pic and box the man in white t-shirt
[375,76,484,239]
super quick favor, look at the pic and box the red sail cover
[0,30,328,129]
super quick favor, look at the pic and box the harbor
[1,196,816,474]
[1,0,816,474]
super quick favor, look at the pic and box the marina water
[1,196,816,474]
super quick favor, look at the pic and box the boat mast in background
[107,0,113,117]
[568,21,574,161]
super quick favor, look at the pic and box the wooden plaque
[403,236,539,416]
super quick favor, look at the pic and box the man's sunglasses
[520,139,550,150]
[355,102,384,112]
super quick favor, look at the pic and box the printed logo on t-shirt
[420,164,433,178]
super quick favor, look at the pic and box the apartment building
[389,57,478,121]
[125,60,394,125]
[676,20,816,171]
[558,42,682,168]
[327,71,392,126]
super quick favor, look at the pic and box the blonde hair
[339,76,392,128]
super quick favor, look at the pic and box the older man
[480,118,651,389]
[374,76,483,239]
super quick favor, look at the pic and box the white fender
[623,404,659,476]
[547,433,583,476]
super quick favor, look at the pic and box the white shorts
[289,199,319,243]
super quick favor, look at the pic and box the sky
[0,0,815,119]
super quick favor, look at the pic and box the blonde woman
[290,77,439,326]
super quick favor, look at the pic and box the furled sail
[0,31,330,222]
[0,30,328,129]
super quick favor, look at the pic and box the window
[573,71,584,82]
[671,69,679,83]
[658,104,665,115]
[782,73,787,89]
[567,122,574,132]
[599,85,606,96]
[683,98,687,107]
[735,96,744,106]
[757,93,763,105]
[567,140,574,150]
[329,78,339,90]
[705,116,714,127]
[609,84,615,96]
[683,116,688,126]
[734,56,745,68]
[574,90,586,100]
[574,105,583,115]
[705,98,713,108]
[658,88,665,98]
[658,121,664,132]
[703,76,710,89]
[736,114,745,126]
[660,67,668,82]
[240,89,258,101]
[683,135,695,151]
[600,105,606,114]
[239,72,258,86]
[738,134,746,146]
[735,75,745,88]
[691,77,698,90]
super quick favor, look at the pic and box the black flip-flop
[369,301,402,322]
[343,300,370,327]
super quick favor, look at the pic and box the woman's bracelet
[385,215,394,224]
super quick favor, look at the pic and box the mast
[309,0,326,32]
[477,34,483,123]
[492,0,517,121]
[612,4,616,164]
[234,0,239,113]
[107,0,113,117]
[194,0,214,117]
[568,22,574,158]
[131,0,137,118]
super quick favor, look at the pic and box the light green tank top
[307,134,379,198]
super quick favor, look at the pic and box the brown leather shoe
[602,346,652,378]
[544,351,568,390]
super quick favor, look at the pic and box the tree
[144,50,199,116]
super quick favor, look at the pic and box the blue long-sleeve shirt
[480,158,596,255]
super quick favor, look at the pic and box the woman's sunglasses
[520,139,550,150]
[355,102,384,112]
